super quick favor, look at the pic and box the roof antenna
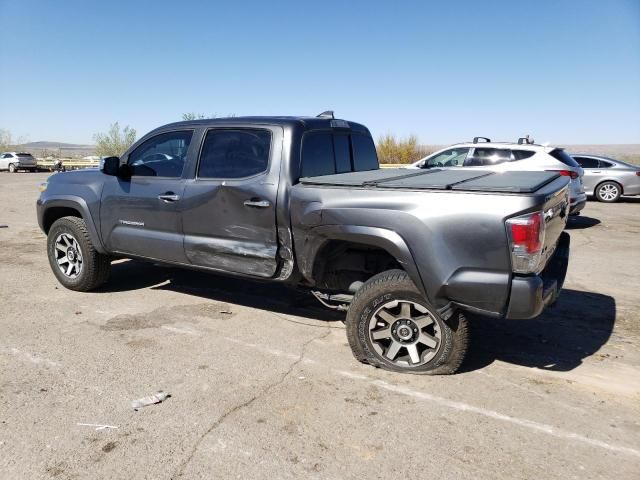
[316,110,334,119]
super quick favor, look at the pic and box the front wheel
[8,163,16,173]
[47,216,111,291]
[346,270,468,375]
[595,181,622,202]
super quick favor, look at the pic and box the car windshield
[422,148,469,168]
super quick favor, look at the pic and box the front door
[181,125,282,277]
[100,129,196,263]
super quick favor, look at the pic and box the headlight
[38,182,48,193]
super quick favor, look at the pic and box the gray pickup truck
[37,113,571,374]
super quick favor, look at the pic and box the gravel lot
[1,172,639,479]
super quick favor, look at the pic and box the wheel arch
[40,197,106,253]
[300,225,427,298]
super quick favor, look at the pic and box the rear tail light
[547,169,578,180]
[635,171,640,176]
[506,211,546,274]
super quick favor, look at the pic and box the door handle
[591,171,601,173]
[243,198,271,208]
[158,193,181,203]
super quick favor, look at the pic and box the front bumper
[505,232,570,320]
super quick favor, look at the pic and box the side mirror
[101,156,120,176]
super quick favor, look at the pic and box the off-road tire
[47,216,111,291]
[346,269,468,375]
[595,181,622,203]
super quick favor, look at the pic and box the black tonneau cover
[300,168,560,194]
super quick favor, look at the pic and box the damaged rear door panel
[181,125,283,277]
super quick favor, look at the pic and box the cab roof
[156,116,371,134]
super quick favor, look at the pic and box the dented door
[181,125,282,277]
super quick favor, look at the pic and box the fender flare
[39,196,106,254]
[304,224,428,300]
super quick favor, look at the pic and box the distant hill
[16,141,96,158]
[20,141,94,150]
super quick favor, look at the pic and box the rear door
[100,129,195,262]
[181,125,283,277]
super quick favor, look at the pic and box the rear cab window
[301,131,379,179]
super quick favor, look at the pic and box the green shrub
[376,134,431,164]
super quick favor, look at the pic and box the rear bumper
[569,194,586,214]
[505,232,570,320]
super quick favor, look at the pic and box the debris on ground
[77,423,119,431]
[131,391,170,410]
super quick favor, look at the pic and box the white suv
[410,137,587,214]
[0,152,38,173]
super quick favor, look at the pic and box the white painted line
[368,379,640,459]
[223,335,640,459]
[161,325,200,335]
[1,346,60,368]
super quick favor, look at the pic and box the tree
[376,134,430,164]
[0,129,15,151]
[93,122,136,157]
[182,112,208,121]
[181,112,236,120]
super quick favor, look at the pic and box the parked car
[570,154,640,202]
[410,137,587,214]
[0,152,38,172]
[36,114,571,375]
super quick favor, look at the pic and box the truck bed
[300,168,561,194]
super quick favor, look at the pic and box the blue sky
[1,0,639,145]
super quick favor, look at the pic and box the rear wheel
[595,181,621,202]
[346,270,468,375]
[47,216,111,291]
[8,163,16,173]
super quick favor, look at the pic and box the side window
[512,150,536,161]
[198,129,271,179]
[351,134,379,171]
[574,156,599,169]
[598,160,614,168]
[425,148,469,168]
[128,130,193,177]
[467,148,511,166]
[302,133,334,177]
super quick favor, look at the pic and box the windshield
[421,148,469,168]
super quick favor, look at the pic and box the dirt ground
[1,172,639,480]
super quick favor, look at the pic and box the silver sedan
[570,154,640,202]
